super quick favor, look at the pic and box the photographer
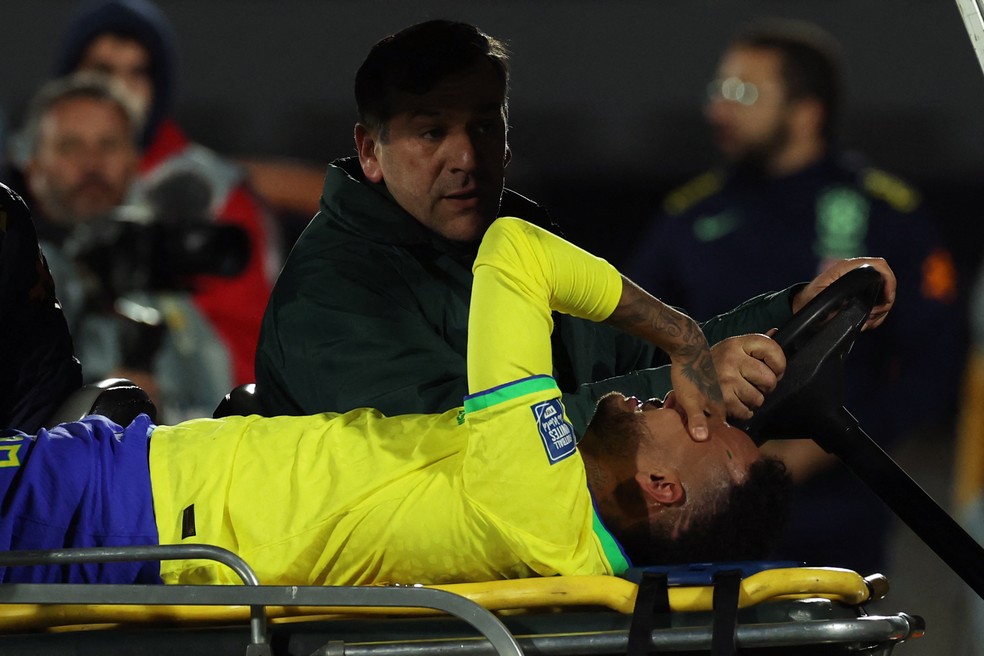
[19,73,240,421]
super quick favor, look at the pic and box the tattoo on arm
[608,286,723,402]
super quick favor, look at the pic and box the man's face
[704,46,793,169]
[77,34,154,121]
[27,97,138,225]
[591,391,759,502]
[356,60,509,242]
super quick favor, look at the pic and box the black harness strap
[627,571,671,656]
[711,569,743,656]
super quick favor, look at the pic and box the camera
[65,210,250,303]
[63,170,251,304]
[60,170,251,383]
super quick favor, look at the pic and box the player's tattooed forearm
[678,348,724,403]
[609,295,691,341]
[610,292,723,402]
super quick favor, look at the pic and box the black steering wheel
[735,265,883,446]
[734,265,984,602]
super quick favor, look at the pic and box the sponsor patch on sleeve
[531,398,576,464]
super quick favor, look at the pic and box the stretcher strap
[627,571,670,655]
[711,570,742,656]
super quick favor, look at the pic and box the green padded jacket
[255,157,798,433]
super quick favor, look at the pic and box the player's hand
[710,332,785,420]
[792,258,896,331]
[606,277,725,440]
[669,342,726,442]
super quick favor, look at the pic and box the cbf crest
[815,186,870,259]
[532,398,576,464]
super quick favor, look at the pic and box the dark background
[2,3,983,652]
[4,0,984,274]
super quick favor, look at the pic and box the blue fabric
[0,414,161,584]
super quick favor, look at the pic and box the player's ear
[635,469,684,506]
[504,144,512,168]
[355,123,384,183]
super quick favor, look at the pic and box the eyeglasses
[706,77,760,106]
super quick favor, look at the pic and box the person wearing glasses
[626,18,961,576]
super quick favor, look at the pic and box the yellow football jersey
[149,217,631,586]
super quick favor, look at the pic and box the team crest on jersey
[693,211,741,242]
[532,398,576,464]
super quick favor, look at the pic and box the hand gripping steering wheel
[736,265,984,599]
[736,265,883,446]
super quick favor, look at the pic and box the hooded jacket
[54,0,174,148]
[255,158,797,432]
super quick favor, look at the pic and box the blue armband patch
[532,398,576,464]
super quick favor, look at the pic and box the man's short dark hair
[618,456,792,566]
[354,19,509,136]
[731,18,843,142]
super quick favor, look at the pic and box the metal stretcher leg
[0,545,524,656]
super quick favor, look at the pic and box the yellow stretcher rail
[0,567,883,633]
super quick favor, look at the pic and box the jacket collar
[321,157,435,247]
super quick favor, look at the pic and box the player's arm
[470,217,723,440]
[606,277,724,440]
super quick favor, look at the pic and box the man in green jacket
[254,20,881,431]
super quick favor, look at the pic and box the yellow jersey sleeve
[462,376,629,578]
[468,217,622,393]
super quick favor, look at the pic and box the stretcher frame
[0,543,925,655]
[0,278,944,656]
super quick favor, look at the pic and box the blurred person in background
[627,18,962,575]
[50,0,282,388]
[21,72,234,421]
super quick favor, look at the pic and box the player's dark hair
[619,456,792,566]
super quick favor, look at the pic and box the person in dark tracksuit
[627,18,961,575]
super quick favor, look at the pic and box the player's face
[641,392,758,489]
[27,97,138,224]
[594,391,759,492]
[704,46,793,168]
[356,60,510,243]
[78,34,154,122]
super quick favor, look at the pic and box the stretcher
[0,266,960,656]
[0,543,924,655]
